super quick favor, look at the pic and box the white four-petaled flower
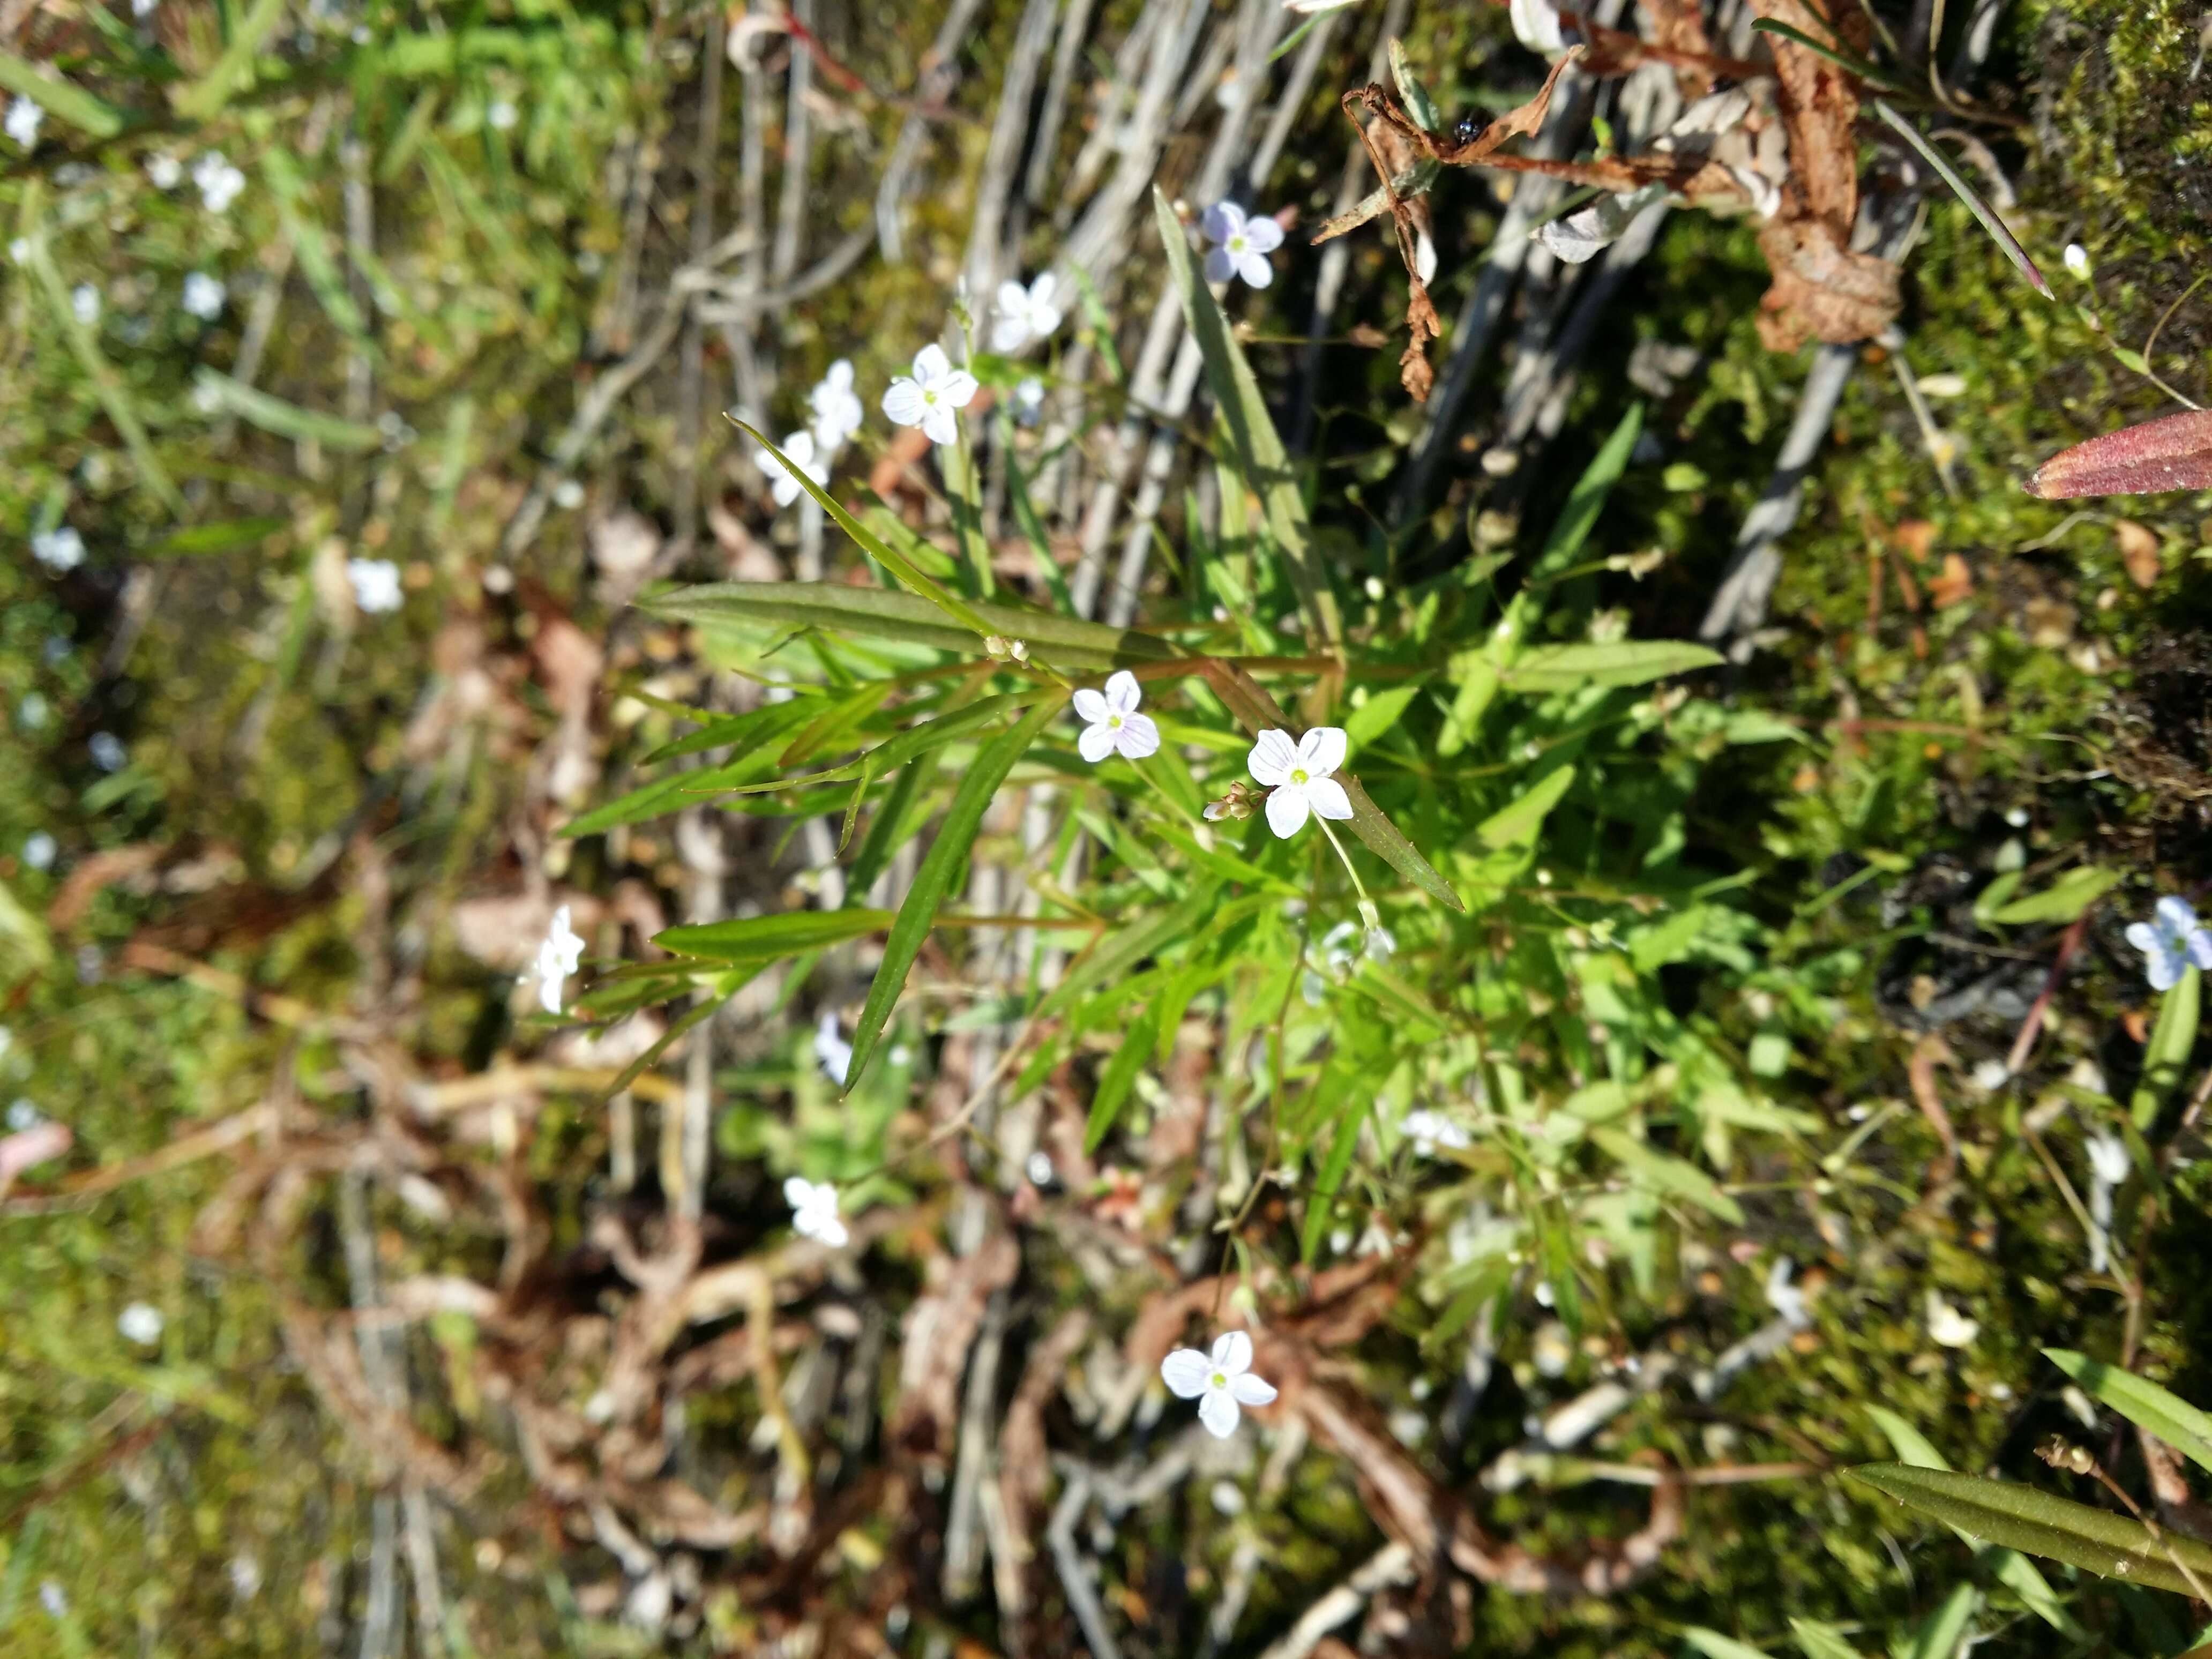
[785,1176,848,1246]
[991,273,1063,353]
[2086,1130,2130,1273]
[1248,727,1352,839]
[1073,670,1160,764]
[1510,0,1566,52]
[146,152,182,190]
[193,151,246,214]
[347,557,403,615]
[758,429,828,509]
[534,904,584,1014]
[1401,1108,1470,1157]
[808,358,864,452]
[1925,1291,1977,1349]
[1012,376,1046,426]
[1200,202,1284,289]
[1765,1258,1810,1329]
[71,285,100,325]
[2126,895,2212,992]
[881,343,977,446]
[182,272,226,320]
[118,1302,164,1345]
[1161,1331,1278,1438]
[32,527,84,573]
[2062,243,2090,280]
[6,97,41,150]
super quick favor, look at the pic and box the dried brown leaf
[2028,410,2212,498]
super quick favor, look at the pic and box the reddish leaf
[2029,409,2212,499]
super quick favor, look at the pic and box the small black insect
[1451,114,1484,148]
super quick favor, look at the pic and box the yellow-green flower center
[1210,1370,1228,1389]
[1290,766,1309,785]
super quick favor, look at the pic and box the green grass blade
[1681,1628,1775,1659]
[1083,1004,1159,1153]
[173,0,289,120]
[1749,19,1901,88]
[1905,1583,1978,1659]
[1588,1125,1745,1223]
[143,516,287,557]
[1529,404,1642,588]
[657,908,891,963]
[192,370,386,451]
[2132,968,2201,1130]
[2044,1350,2212,1476]
[1150,186,1341,649]
[1872,100,2052,300]
[843,694,1065,1090]
[1501,640,1723,692]
[1844,1463,2212,1597]
[0,53,126,137]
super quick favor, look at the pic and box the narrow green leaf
[193,369,386,451]
[1866,1406,1951,1470]
[1845,1463,2212,1598]
[847,763,928,900]
[2132,968,2201,1130]
[1477,765,1576,851]
[2044,1350,2212,1477]
[1152,187,1341,648]
[656,908,893,964]
[1872,100,2052,300]
[1530,406,1643,588]
[845,695,1066,1089]
[1503,640,1723,693]
[1388,39,1442,132]
[1748,18,1901,87]
[1988,866,2120,932]
[1299,1089,1370,1264]
[173,0,289,120]
[1588,1126,1745,1223]
[143,516,287,557]
[1084,1005,1159,1153]
[561,706,813,838]
[731,420,1003,645]
[259,152,374,346]
[0,53,126,137]
[1904,1584,1979,1659]
[1787,1617,1864,1659]
[1680,1627,1775,1659]
[1343,684,1424,752]
[1038,888,1217,1021]
[644,580,1180,672]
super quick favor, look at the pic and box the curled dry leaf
[2117,518,2164,587]
[2028,409,2212,498]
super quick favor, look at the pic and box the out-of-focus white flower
[39,1582,65,1617]
[990,273,1063,352]
[487,99,518,131]
[6,1098,41,1132]
[1925,1291,1978,1349]
[1025,1150,1055,1186]
[146,152,182,189]
[182,272,226,320]
[18,692,47,728]
[1510,0,1566,52]
[757,429,828,509]
[6,97,42,150]
[2086,1130,2131,1273]
[1284,0,1362,12]
[1765,1258,1810,1329]
[534,905,584,1014]
[1011,376,1045,427]
[22,832,56,871]
[808,358,865,452]
[227,1555,262,1600]
[2126,896,2212,992]
[814,1011,853,1086]
[552,478,586,510]
[882,343,977,446]
[785,1176,848,1246]
[70,285,100,325]
[347,557,403,615]
[118,1302,164,1344]
[1401,1108,1470,1157]
[2062,243,2090,280]
[1073,670,1160,763]
[1248,727,1353,839]
[88,732,125,773]
[1199,202,1284,289]
[193,151,246,214]
[32,526,84,572]
[1160,1330,1277,1438]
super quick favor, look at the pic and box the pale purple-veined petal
[1298,726,1347,777]
[1197,1387,1243,1438]
[2190,930,2212,970]
[784,1176,817,1209]
[824,358,854,392]
[990,315,1030,353]
[1103,670,1142,716]
[883,379,927,428]
[2127,921,2161,954]
[773,474,801,507]
[1114,713,1160,759]
[1210,1329,1253,1375]
[1242,216,1284,254]
[2149,946,2184,992]
[536,957,564,1013]
[995,279,1027,318]
[1027,273,1057,312]
[1228,1372,1276,1408]
[921,402,959,446]
[1306,776,1352,821]
[912,342,952,382]
[1201,201,1244,244]
[1249,729,1298,786]
[2156,895,2200,938]
[1204,247,1237,285]
[1161,1348,1213,1398]
[939,370,980,409]
[1236,250,1274,289]
[817,1213,850,1247]
[1078,721,1118,764]
[1266,785,1310,838]
[1072,687,1110,724]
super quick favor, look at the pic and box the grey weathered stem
[770,0,814,283]
[876,0,989,262]
[1047,1471,1121,1659]
[941,1288,1011,1602]
[963,0,1060,302]
[671,6,727,558]
[1253,1542,1416,1659]
[1025,0,1100,210]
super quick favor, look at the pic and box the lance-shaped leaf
[1872,101,2051,301]
[0,53,126,137]
[2044,1350,2212,1477]
[561,701,820,836]
[844,694,1067,1090]
[2028,408,2212,498]
[657,908,894,964]
[1845,1463,2212,1597]
[644,580,1182,672]
[1198,659,1462,910]
[1152,187,1342,649]
[1502,640,1723,693]
[2132,968,2200,1130]
[193,369,387,452]
[1084,1004,1160,1153]
[1588,1126,1745,1223]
